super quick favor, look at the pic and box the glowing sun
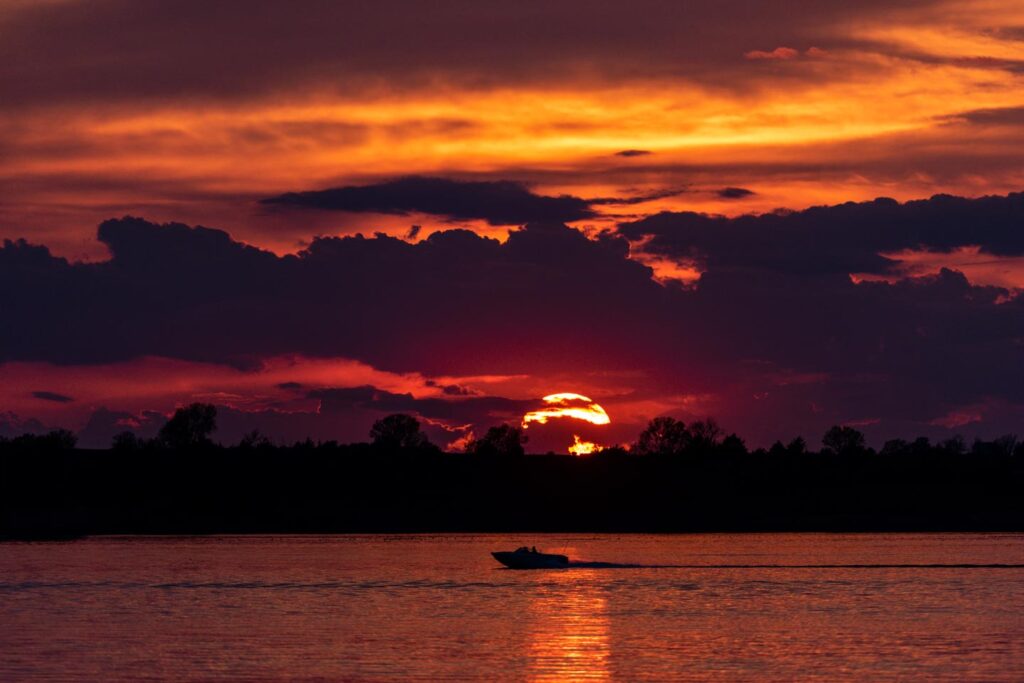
[522,393,610,455]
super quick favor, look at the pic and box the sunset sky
[3,0,1024,450]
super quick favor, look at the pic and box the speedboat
[492,547,569,569]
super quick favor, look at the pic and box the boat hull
[491,551,569,569]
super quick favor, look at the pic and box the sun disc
[522,392,611,427]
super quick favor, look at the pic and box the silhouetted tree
[822,425,866,456]
[719,433,747,455]
[972,434,1019,458]
[881,438,908,456]
[689,418,723,451]
[941,435,966,455]
[786,436,807,455]
[9,429,78,450]
[238,429,273,450]
[112,431,142,451]
[52,429,77,449]
[369,413,429,450]
[467,424,527,457]
[158,403,217,450]
[633,417,690,455]
[911,437,931,454]
[8,413,1024,537]
[995,434,1019,457]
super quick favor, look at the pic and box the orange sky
[3,0,1024,259]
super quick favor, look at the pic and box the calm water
[1,533,1023,681]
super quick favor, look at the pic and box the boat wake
[568,561,678,569]
[566,562,1024,570]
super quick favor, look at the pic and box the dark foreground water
[1,534,1023,681]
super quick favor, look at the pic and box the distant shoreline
[3,446,1024,539]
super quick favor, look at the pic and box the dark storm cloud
[262,177,596,225]
[4,192,1024,443]
[612,193,1024,438]
[0,216,664,374]
[620,192,1024,276]
[0,0,939,108]
[31,391,74,403]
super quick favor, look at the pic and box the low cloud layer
[3,191,1024,446]
[262,177,596,225]
[620,192,1024,277]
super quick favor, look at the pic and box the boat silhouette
[492,546,569,569]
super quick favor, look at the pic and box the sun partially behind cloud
[522,393,612,427]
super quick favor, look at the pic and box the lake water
[1,533,1023,681]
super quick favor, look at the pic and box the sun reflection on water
[527,570,611,681]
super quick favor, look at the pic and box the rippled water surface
[2,533,1023,681]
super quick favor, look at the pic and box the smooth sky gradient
[3,0,1024,450]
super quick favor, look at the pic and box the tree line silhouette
[2,403,1023,538]
[7,402,1021,459]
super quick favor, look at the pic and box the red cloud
[745,46,827,60]
[744,46,800,60]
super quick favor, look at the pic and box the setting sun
[522,393,611,427]
[522,393,611,454]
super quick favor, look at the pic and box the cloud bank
[262,177,596,225]
[3,191,1024,446]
